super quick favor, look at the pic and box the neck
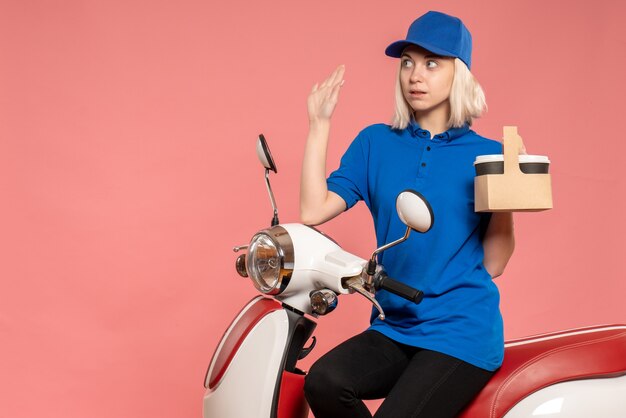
[413,102,450,138]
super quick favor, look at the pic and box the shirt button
[420,132,427,137]
[421,162,426,167]
[426,146,431,151]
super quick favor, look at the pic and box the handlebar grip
[375,272,424,304]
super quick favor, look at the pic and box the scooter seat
[458,324,626,418]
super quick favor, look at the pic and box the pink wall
[1,0,624,416]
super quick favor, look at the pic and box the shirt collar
[408,118,470,141]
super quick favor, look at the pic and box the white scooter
[202,135,626,418]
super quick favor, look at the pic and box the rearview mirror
[396,190,434,233]
[366,190,434,275]
[256,134,277,173]
[256,134,279,226]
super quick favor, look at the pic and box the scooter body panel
[274,224,366,315]
[504,375,626,417]
[203,307,290,417]
[205,296,282,389]
[460,325,626,418]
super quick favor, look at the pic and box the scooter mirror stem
[366,226,412,275]
[264,168,280,226]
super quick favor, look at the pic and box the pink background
[1,0,624,417]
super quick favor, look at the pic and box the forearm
[483,236,514,279]
[300,121,332,224]
[482,212,515,279]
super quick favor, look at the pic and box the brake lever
[344,276,385,320]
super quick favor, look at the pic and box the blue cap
[385,11,473,69]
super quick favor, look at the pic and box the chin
[409,103,433,112]
[410,99,447,114]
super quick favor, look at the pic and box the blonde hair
[391,58,487,130]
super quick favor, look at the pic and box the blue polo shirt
[326,120,504,371]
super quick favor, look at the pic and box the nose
[410,64,425,83]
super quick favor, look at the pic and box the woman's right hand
[307,65,345,125]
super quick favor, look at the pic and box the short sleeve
[326,129,369,210]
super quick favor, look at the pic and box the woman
[300,11,515,418]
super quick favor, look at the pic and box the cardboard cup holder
[474,126,553,212]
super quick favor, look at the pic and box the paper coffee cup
[473,154,550,176]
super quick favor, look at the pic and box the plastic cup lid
[473,154,550,165]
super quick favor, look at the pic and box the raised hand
[307,65,345,124]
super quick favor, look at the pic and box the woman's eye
[426,60,438,68]
[402,59,413,68]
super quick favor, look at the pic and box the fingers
[329,79,345,103]
[328,64,345,87]
[320,64,345,89]
[308,65,345,121]
[319,67,335,88]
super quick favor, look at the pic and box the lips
[409,90,427,99]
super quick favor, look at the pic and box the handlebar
[374,272,424,304]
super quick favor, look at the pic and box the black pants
[304,330,495,418]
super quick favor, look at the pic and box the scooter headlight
[246,226,294,295]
